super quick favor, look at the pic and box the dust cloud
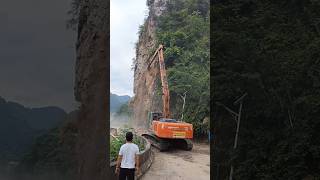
[110,113,132,128]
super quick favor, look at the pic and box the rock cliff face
[74,0,108,179]
[131,0,168,127]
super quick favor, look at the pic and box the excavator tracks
[170,139,193,151]
[142,133,193,151]
[142,133,170,151]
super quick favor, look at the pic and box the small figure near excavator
[115,131,141,180]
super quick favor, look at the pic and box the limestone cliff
[131,0,168,127]
[74,0,108,179]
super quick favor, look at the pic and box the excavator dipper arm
[147,44,170,118]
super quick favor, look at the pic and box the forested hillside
[153,0,210,137]
[0,97,66,164]
[0,96,68,179]
[212,0,320,179]
[110,93,130,113]
[14,111,78,180]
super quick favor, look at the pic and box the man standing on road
[115,132,140,180]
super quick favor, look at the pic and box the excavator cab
[159,118,177,123]
[147,112,162,129]
[150,112,163,121]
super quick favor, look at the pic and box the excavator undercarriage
[142,133,193,151]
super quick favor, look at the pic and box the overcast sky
[110,0,148,97]
[0,0,76,112]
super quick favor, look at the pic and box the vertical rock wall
[131,0,168,128]
[74,0,108,179]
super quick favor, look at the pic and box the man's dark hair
[126,132,133,142]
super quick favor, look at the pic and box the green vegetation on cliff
[212,0,320,179]
[154,0,210,137]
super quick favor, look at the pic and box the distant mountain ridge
[0,96,67,162]
[110,93,130,113]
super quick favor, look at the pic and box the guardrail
[110,135,153,180]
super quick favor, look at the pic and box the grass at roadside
[110,128,145,162]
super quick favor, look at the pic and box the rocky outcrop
[131,0,168,128]
[74,0,108,179]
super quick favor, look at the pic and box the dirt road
[140,142,210,180]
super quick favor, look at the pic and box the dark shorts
[119,168,135,180]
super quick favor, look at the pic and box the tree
[155,0,210,137]
[212,0,320,179]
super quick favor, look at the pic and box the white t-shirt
[119,143,139,169]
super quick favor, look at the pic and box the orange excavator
[142,44,193,151]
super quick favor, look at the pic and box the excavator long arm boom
[143,44,193,151]
[148,44,170,118]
